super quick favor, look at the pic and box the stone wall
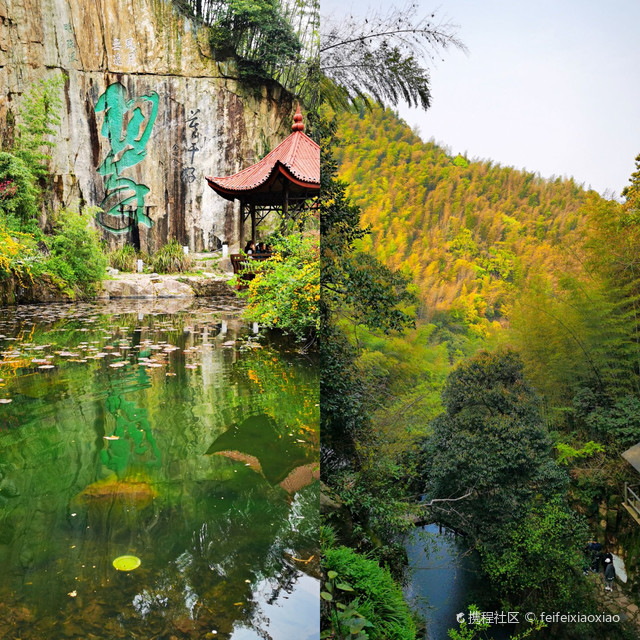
[0,0,293,252]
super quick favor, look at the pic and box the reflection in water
[0,300,319,639]
[405,524,484,640]
[102,387,162,477]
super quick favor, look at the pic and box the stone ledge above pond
[100,273,236,299]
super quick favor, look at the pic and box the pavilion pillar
[239,200,245,249]
[250,203,256,242]
[280,182,289,232]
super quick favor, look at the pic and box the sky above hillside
[321,0,640,198]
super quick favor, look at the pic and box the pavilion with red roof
[206,104,320,248]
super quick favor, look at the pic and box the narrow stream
[405,524,502,640]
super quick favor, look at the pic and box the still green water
[0,299,319,639]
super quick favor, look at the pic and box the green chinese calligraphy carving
[95,83,159,234]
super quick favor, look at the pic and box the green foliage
[510,273,634,407]
[334,106,599,332]
[320,319,369,464]
[150,239,192,273]
[321,569,373,639]
[421,349,568,552]
[480,497,587,608]
[452,154,469,168]
[0,224,44,284]
[447,606,490,640]
[577,393,640,452]
[204,0,302,82]
[323,546,416,640]
[321,112,415,334]
[177,0,319,100]
[12,74,65,179]
[621,152,640,212]
[555,440,605,465]
[236,233,319,340]
[0,152,40,228]
[319,109,419,636]
[108,244,137,272]
[320,109,416,466]
[46,206,107,295]
[330,462,414,566]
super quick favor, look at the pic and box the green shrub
[47,206,107,294]
[0,152,39,228]
[235,233,319,340]
[0,224,43,284]
[150,239,192,273]
[44,254,76,285]
[323,546,416,640]
[109,244,137,272]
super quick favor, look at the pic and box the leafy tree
[575,392,640,452]
[320,4,464,110]
[0,152,40,229]
[420,349,588,608]
[320,111,415,464]
[621,152,640,207]
[12,74,65,179]
[176,0,315,90]
[480,497,586,608]
[320,113,415,334]
[421,349,567,550]
[236,232,319,340]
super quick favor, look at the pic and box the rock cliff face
[0,0,293,251]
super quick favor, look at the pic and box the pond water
[0,299,319,639]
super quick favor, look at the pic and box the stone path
[587,572,640,630]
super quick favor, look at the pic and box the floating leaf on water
[113,555,141,571]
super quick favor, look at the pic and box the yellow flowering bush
[236,233,319,339]
[0,225,42,285]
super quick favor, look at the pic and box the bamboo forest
[1,0,640,639]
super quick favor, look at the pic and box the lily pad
[113,555,141,571]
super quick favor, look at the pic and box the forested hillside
[334,106,607,332]
[326,103,640,637]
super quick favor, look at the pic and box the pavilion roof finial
[292,103,304,132]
